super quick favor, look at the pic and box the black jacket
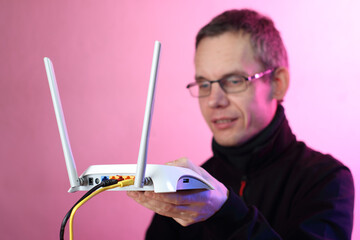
[146,106,354,239]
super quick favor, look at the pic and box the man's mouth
[214,119,233,124]
[212,118,237,129]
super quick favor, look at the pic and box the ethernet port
[101,176,109,182]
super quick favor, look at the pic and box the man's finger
[127,191,200,220]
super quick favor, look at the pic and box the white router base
[70,164,214,193]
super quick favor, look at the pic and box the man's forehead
[194,32,261,79]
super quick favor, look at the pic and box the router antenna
[44,57,81,188]
[135,41,161,188]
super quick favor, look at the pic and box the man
[127,9,354,239]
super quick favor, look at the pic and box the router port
[101,176,109,182]
[95,178,100,184]
[110,175,124,181]
[88,177,93,185]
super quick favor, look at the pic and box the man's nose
[207,83,229,108]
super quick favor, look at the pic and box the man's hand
[127,158,228,226]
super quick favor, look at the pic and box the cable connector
[100,179,118,187]
[118,178,135,187]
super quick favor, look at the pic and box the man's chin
[213,131,253,147]
[214,136,241,147]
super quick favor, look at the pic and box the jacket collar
[212,105,296,174]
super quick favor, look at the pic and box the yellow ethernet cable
[69,178,135,240]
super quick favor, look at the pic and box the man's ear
[271,67,289,101]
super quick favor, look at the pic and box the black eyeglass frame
[186,68,275,98]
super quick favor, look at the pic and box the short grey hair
[196,9,289,70]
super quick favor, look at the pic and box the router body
[71,164,213,193]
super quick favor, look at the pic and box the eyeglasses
[186,69,274,98]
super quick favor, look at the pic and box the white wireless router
[44,41,213,193]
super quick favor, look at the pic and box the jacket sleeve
[203,189,282,239]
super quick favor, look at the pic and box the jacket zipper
[239,176,247,198]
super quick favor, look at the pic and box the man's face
[195,32,278,146]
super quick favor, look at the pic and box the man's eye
[225,76,244,86]
[198,82,210,89]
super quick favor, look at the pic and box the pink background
[1,0,359,239]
